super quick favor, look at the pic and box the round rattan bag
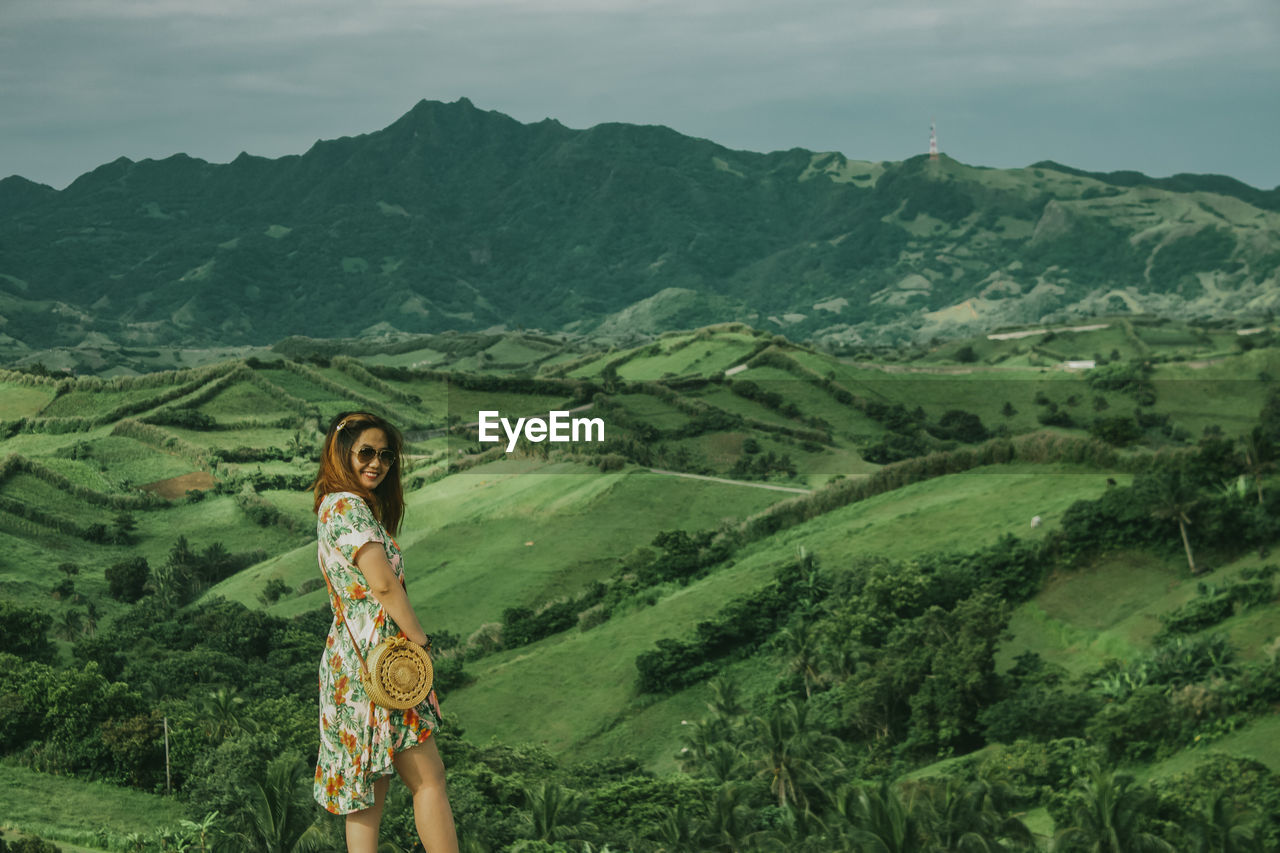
[362,637,434,710]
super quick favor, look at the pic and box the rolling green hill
[0,325,1277,851]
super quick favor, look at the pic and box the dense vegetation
[0,325,1277,851]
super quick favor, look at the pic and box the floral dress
[313,491,440,815]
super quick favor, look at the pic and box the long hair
[311,411,405,534]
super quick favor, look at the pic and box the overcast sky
[2,0,1278,191]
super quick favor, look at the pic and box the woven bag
[320,565,434,710]
[362,636,434,709]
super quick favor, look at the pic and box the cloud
[0,0,1276,187]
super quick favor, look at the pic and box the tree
[200,687,257,743]
[518,781,598,845]
[0,601,56,663]
[1185,791,1260,853]
[1142,469,1202,575]
[1053,765,1173,852]
[233,753,330,853]
[106,556,150,603]
[694,784,754,853]
[910,778,1033,851]
[776,620,824,700]
[54,609,84,642]
[1240,430,1275,506]
[748,700,842,810]
[831,782,925,853]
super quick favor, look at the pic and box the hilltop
[0,323,1277,850]
[0,98,1277,359]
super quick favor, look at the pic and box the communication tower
[929,120,938,160]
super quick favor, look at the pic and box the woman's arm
[353,542,430,647]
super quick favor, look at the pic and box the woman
[311,411,459,852]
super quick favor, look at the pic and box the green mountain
[1,98,1278,359]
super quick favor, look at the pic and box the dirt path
[645,468,812,494]
[138,471,215,499]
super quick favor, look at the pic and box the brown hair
[311,411,405,534]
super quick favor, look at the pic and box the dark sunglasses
[353,446,397,466]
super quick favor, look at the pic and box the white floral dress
[313,491,440,815]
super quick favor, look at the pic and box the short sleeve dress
[313,491,440,815]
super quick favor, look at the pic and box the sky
[2,0,1278,191]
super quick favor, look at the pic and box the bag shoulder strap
[319,562,372,679]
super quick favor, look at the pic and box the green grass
[29,457,116,491]
[367,347,449,368]
[442,544,789,771]
[68,435,197,487]
[440,461,1126,772]
[735,463,1128,573]
[689,386,802,428]
[196,380,297,420]
[611,393,692,432]
[1141,715,1280,779]
[728,365,887,436]
[215,460,786,635]
[38,386,173,418]
[999,547,1278,676]
[162,425,297,451]
[0,382,58,418]
[614,334,760,380]
[0,472,118,526]
[0,762,186,849]
[255,368,348,404]
[483,336,561,366]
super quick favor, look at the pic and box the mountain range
[1,97,1277,357]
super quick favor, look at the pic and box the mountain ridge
[0,98,1276,356]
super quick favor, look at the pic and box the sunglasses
[352,446,397,467]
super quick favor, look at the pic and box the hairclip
[336,413,374,433]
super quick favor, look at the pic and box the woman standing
[311,411,458,852]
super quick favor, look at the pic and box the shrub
[106,556,151,603]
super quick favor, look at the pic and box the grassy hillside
[0,324,1276,851]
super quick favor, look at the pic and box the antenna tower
[929,120,938,161]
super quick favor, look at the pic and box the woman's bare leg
[345,775,391,853]
[393,736,459,853]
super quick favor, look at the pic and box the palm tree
[84,600,99,637]
[910,778,1033,852]
[749,803,832,853]
[234,754,333,853]
[830,782,926,853]
[518,780,599,846]
[748,700,843,810]
[653,802,699,853]
[1052,764,1173,853]
[55,609,84,641]
[701,741,749,784]
[1185,790,1260,853]
[694,783,753,853]
[1240,430,1274,506]
[1143,469,1202,575]
[705,676,748,724]
[777,620,825,699]
[200,687,257,743]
